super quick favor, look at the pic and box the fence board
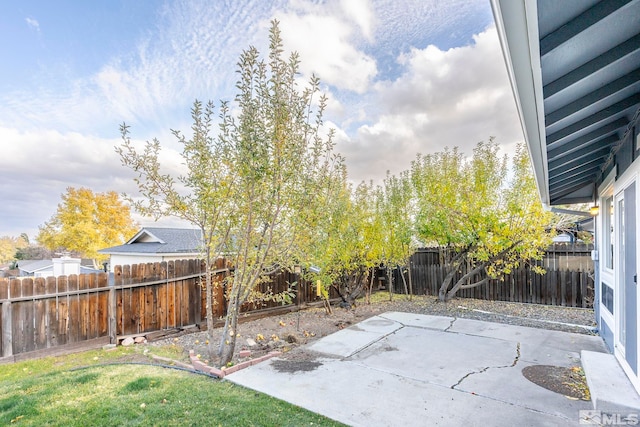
[183,262,191,325]
[188,260,197,324]
[57,276,69,345]
[67,275,80,343]
[34,278,47,351]
[22,279,35,353]
[571,271,582,307]
[78,275,88,341]
[0,280,6,356]
[97,273,108,336]
[10,279,23,354]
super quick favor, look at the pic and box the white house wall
[598,155,640,394]
[107,254,200,272]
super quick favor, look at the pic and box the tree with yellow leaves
[36,187,138,268]
[411,140,554,302]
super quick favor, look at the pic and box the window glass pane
[602,282,614,314]
[605,196,614,269]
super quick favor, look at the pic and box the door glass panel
[620,198,626,347]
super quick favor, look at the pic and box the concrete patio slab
[307,316,402,358]
[582,350,640,414]
[226,312,611,427]
[377,311,455,330]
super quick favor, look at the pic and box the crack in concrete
[450,365,492,389]
[450,342,521,390]
[444,317,457,332]
[378,314,407,328]
[511,342,521,367]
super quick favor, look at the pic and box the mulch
[148,295,597,366]
[522,365,591,400]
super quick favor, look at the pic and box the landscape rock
[134,336,146,344]
[246,338,257,347]
[121,337,135,346]
[285,334,298,344]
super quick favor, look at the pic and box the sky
[0,0,524,239]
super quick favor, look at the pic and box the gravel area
[148,295,597,368]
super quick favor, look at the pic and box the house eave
[491,0,550,206]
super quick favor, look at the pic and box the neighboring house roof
[18,259,54,273]
[17,259,101,274]
[491,0,640,205]
[98,227,203,255]
[17,258,95,273]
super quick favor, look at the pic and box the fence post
[2,300,12,358]
[108,278,117,344]
[0,280,13,357]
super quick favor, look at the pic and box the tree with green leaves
[118,20,339,366]
[296,178,381,312]
[36,187,138,267]
[214,21,338,364]
[119,99,235,360]
[378,171,416,299]
[411,139,553,301]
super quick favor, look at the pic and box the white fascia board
[106,251,201,257]
[125,228,164,245]
[125,228,147,245]
[491,0,550,205]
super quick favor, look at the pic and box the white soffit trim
[491,0,550,205]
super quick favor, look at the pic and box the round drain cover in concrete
[521,365,590,400]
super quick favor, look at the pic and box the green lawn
[0,347,345,426]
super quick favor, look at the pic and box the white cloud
[274,1,377,94]
[340,0,375,41]
[0,0,516,237]
[25,17,40,32]
[0,127,188,238]
[339,26,524,184]
[2,2,279,137]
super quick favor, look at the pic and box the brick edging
[188,349,281,378]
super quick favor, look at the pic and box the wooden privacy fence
[401,264,593,307]
[392,244,595,307]
[410,243,594,271]
[0,259,327,361]
[0,272,110,360]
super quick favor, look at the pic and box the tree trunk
[366,267,374,304]
[218,290,240,366]
[440,242,521,301]
[387,266,394,301]
[407,261,413,301]
[346,269,367,304]
[206,259,216,360]
[437,244,490,302]
[446,277,489,301]
[438,261,461,302]
[399,264,409,297]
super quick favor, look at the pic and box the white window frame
[600,169,616,325]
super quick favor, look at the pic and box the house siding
[598,115,640,189]
[108,254,199,272]
[601,318,614,352]
[595,109,640,392]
